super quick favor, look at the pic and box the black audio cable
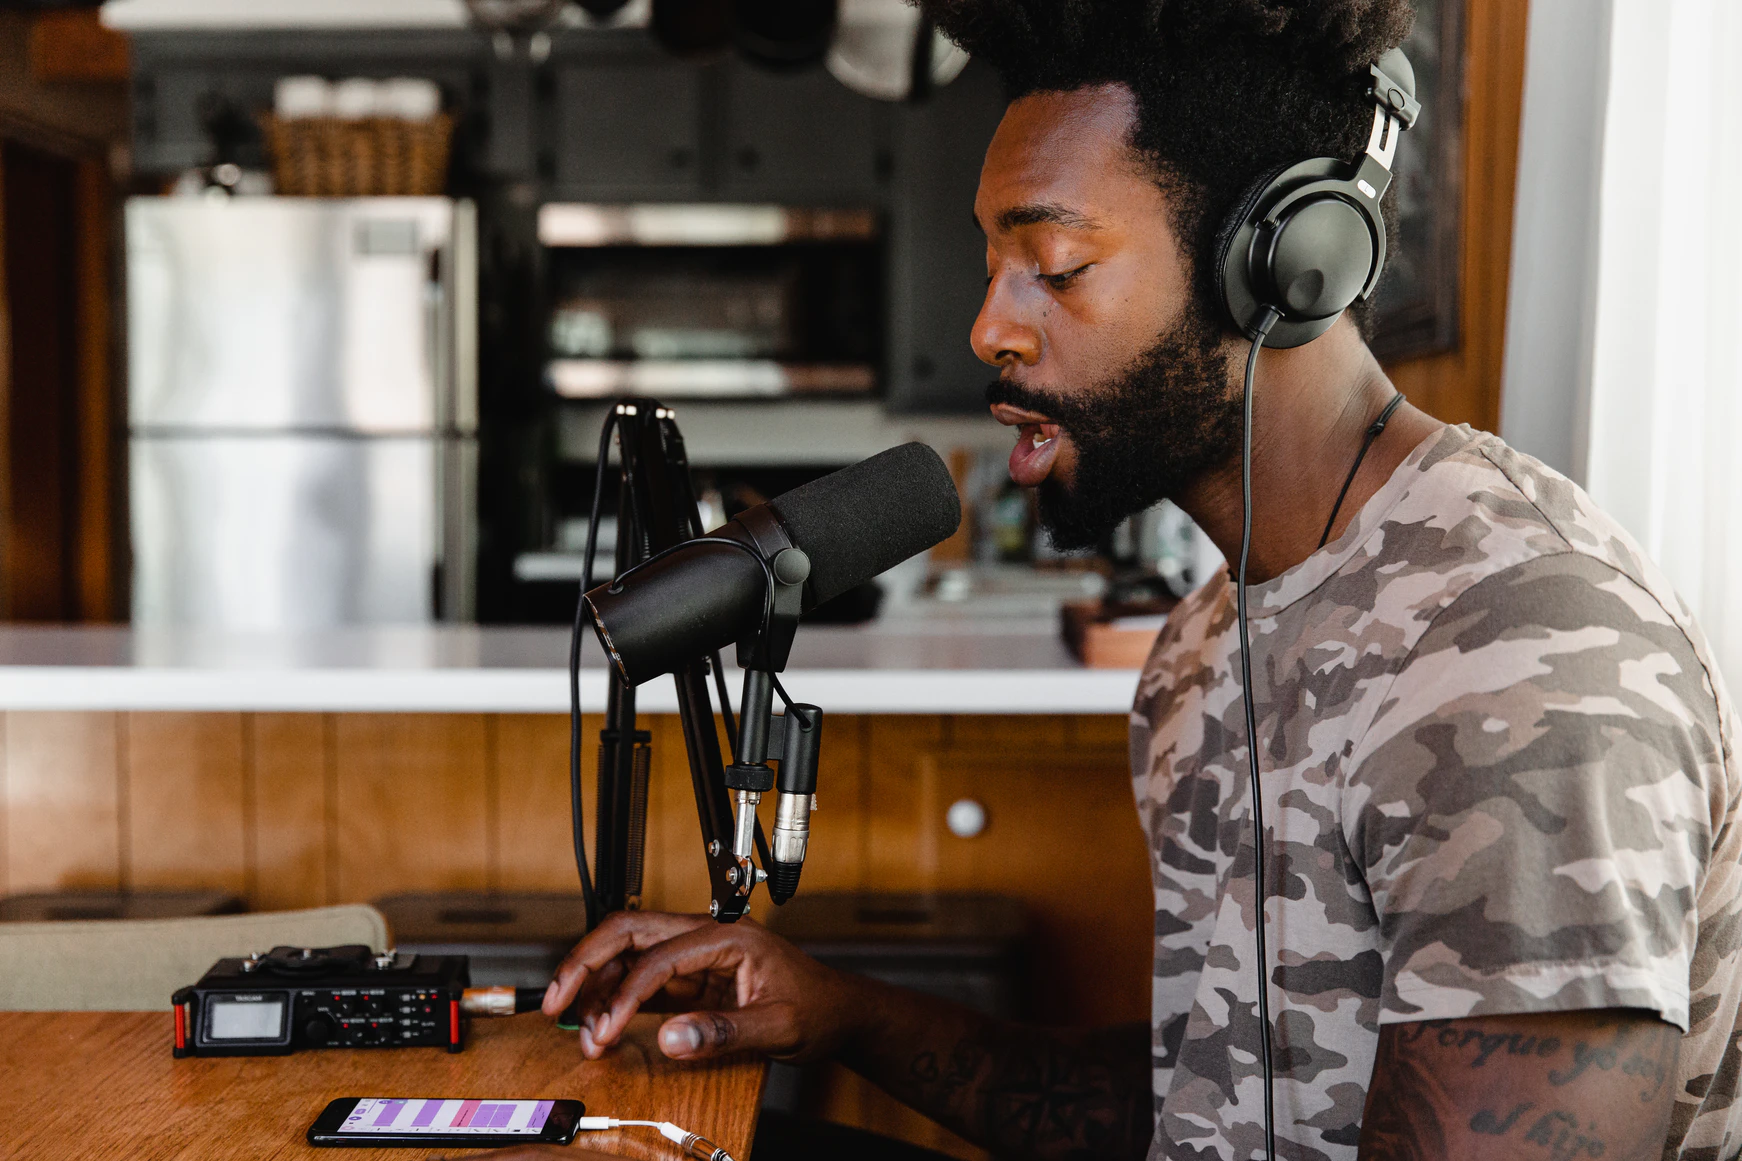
[1237,304,1281,1161]
[1318,391,1404,549]
[569,408,619,929]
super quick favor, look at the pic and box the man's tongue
[1009,423,1061,488]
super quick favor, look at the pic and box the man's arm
[1359,1008,1680,1161]
[542,912,1154,1161]
[838,975,1153,1160]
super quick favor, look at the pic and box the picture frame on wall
[1368,0,1465,363]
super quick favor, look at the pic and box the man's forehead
[975,84,1143,234]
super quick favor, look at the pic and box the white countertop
[0,623,1141,714]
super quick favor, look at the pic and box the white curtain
[1502,0,1742,683]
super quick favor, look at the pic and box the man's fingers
[595,926,755,1047]
[542,912,709,1016]
[572,957,626,1012]
[657,1003,797,1060]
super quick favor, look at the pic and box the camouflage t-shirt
[1130,425,1742,1160]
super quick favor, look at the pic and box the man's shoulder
[1364,515,1733,799]
[1410,429,1698,604]
[1133,428,1733,750]
[1403,549,1718,708]
[1459,431,1665,586]
[1405,432,1728,714]
[1375,426,1584,582]
[1340,428,1696,645]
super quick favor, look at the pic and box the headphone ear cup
[1264,196,1378,321]
[1214,164,1293,331]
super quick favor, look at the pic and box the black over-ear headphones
[1215,48,1421,348]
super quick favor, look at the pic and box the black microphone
[584,442,960,906]
[583,441,962,686]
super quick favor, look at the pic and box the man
[539,3,1742,1158]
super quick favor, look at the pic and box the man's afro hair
[920,0,1416,333]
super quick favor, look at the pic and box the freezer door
[131,436,441,628]
[127,197,474,433]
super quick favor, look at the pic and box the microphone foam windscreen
[769,443,962,607]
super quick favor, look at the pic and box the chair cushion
[0,904,390,1011]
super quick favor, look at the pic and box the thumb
[657,1005,794,1060]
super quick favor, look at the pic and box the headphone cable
[1318,391,1404,549]
[1238,305,1281,1161]
[568,408,620,929]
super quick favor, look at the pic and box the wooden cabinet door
[867,717,1151,1027]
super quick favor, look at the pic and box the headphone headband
[1369,51,1421,129]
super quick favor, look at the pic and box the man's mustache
[984,378,1070,418]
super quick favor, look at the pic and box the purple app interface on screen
[340,1098,555,1135]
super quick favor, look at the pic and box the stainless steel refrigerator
[126,197,476,628]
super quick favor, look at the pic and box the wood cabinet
[0,710,1150,1001]
[0,709,1147,1156]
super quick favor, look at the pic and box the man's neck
[1176,318,1445,585]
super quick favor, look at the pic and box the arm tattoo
[1360,1012,1680,1161]
[1362,1024,1452,1161]
[887,1022,1154,1161]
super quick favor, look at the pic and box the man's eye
[1041,264,1090,288]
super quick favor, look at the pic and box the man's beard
[986,303,1241,551]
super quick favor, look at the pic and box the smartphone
[307,1096,584,1148]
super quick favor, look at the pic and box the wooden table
[3,1011,766,1159]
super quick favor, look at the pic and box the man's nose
[970,273,1042,368]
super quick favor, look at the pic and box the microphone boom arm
[579,402,820,926]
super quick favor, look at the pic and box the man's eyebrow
[973,203,1104,234]
[995,203,1103,232]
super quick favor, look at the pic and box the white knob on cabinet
[946,798,987,838]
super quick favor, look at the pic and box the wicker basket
[260,113,454,197]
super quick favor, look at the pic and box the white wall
[1497,0,1612,482]
[1502,0,1742,682]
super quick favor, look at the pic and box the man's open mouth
[990,402,1062,488]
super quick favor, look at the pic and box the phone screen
[334,1098,555,1136]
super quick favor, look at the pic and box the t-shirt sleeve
[1346,551,1726,1032]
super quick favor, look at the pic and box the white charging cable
[575,1116,735,1161]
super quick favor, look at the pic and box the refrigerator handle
[426,248,449,432]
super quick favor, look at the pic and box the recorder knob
[303,1015,334,1045]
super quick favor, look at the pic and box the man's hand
[542,911,1153,1161]
[540,911,862,1063]
[1359,1008,1680,1160]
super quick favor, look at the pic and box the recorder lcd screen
[206,997,285,1040]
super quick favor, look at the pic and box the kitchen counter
[0,623,1142,714]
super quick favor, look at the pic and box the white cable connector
[574,1116,735,1161]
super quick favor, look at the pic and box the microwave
[538,203,882,400]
